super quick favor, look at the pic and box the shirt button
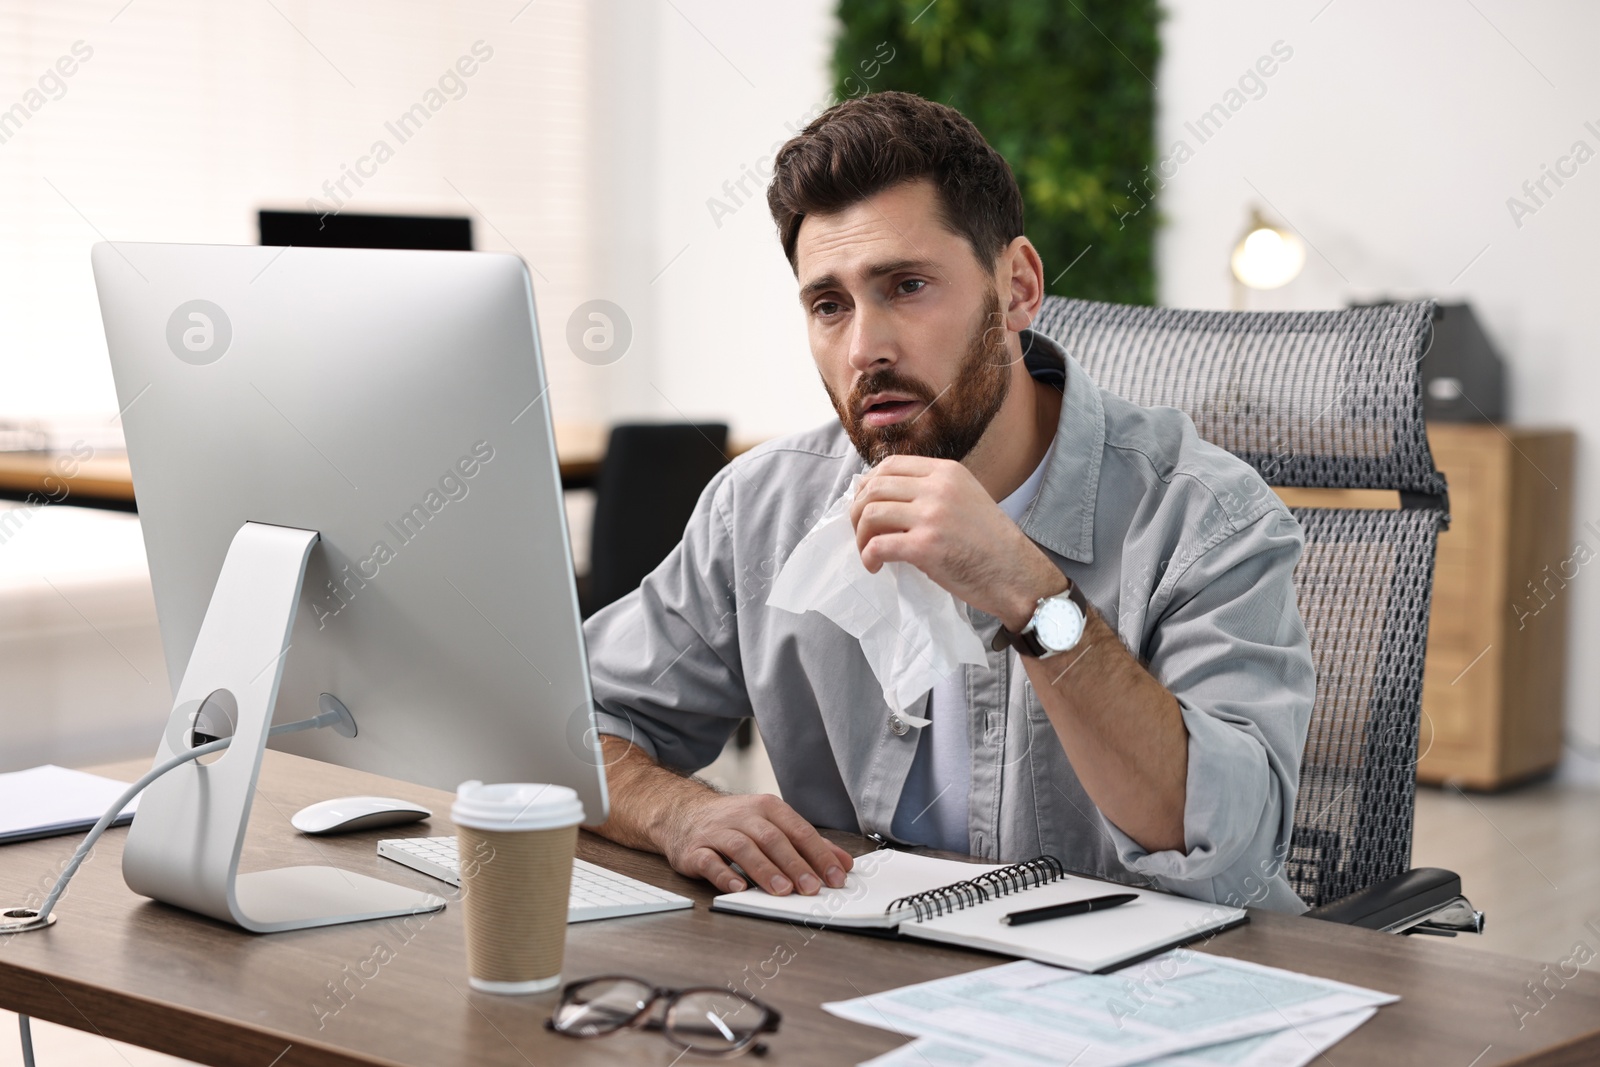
[888,714,909,736]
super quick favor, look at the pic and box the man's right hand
[657,791,854,896]
[590,734,854,897]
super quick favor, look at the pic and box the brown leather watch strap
[991,579,1088,657]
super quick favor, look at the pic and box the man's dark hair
[766,91,1025,272]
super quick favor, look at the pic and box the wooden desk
[2,752,1597,1066]
[0,424,743,508]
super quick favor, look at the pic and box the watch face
[1033,597,1086,652]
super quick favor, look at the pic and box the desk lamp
[1230,207,1305,308]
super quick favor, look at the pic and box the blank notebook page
[712,850,1006,928]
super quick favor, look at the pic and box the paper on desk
[1147,1007,1377,1067]
[858,1038,1037,1066]
[825,954,1396,1067]
[0,764,140,844]
[767,474,987,717]
[857,1008,1378,1067]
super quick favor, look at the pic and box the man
[584,91,1313,913]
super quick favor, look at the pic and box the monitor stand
[121,521,445,933]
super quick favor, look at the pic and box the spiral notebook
[710,851,1248,973]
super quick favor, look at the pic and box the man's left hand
[849,455,1065,630]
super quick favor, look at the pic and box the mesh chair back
[1031,297,1446,908]
[589,422,729,616]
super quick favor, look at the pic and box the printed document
[825,953,1395,1067]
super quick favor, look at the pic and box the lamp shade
[1230,213,1305,290]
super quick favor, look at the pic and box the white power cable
[11,705,348,1065]
[33,735,230,922]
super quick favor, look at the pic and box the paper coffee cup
[452,781,585,994]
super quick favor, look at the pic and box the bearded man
[582,91,1314,913]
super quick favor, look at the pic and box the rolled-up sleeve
[1102,505,1314,913]
[584,467,752,773]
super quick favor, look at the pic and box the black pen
[1001,893,1138,926]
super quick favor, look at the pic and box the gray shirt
[891,445,1051,852]
[585,329,1314,914]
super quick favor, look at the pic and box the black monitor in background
[257,210,473,251]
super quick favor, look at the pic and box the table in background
[0,424,753,509]
[0,451,141,511]
[1,752,1596,1066]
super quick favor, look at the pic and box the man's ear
[999,236,1045,334]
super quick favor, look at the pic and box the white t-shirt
[889,445,1053,852]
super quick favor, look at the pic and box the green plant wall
[833,0,1161,305]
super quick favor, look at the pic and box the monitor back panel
[92,242,606,821]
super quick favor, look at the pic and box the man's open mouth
[859,394,923,428]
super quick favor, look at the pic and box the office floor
[4,739,1597,1067]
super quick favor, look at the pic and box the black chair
[1031,296,1482,933]
[582,422,730,619]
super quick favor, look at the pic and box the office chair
[583,422,730,619]
[1031,296,1482,934]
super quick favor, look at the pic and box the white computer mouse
[290,796,432,835]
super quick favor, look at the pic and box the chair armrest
[1305,867,1462,930]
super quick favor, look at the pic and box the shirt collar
[1015,327,1104,564]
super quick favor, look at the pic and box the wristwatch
[991,581,1090,659]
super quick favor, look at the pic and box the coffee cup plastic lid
[451,781,585,831]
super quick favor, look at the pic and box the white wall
[0,0,597,426]
[588,0,842,443]
[0,0,844,439]
[1155,0,1600,783]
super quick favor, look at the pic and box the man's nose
[846,303,895,375]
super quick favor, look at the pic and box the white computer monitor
[91,242,608,931]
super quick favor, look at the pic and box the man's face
[794,179,1010,466]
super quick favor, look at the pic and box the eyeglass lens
[664,989,767,1053]
[551,977,654,1036]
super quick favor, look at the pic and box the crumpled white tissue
[767,474,988,722]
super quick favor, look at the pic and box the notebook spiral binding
[887,856,1065,922]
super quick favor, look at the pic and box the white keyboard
[377,835,693,923]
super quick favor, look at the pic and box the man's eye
[813,301,842,317]
[897,279,926,295]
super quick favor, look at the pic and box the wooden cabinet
[1416,424,1576,789]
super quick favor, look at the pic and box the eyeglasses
[546,975,781,1058]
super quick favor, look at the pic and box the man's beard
[827,285,1011,467]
